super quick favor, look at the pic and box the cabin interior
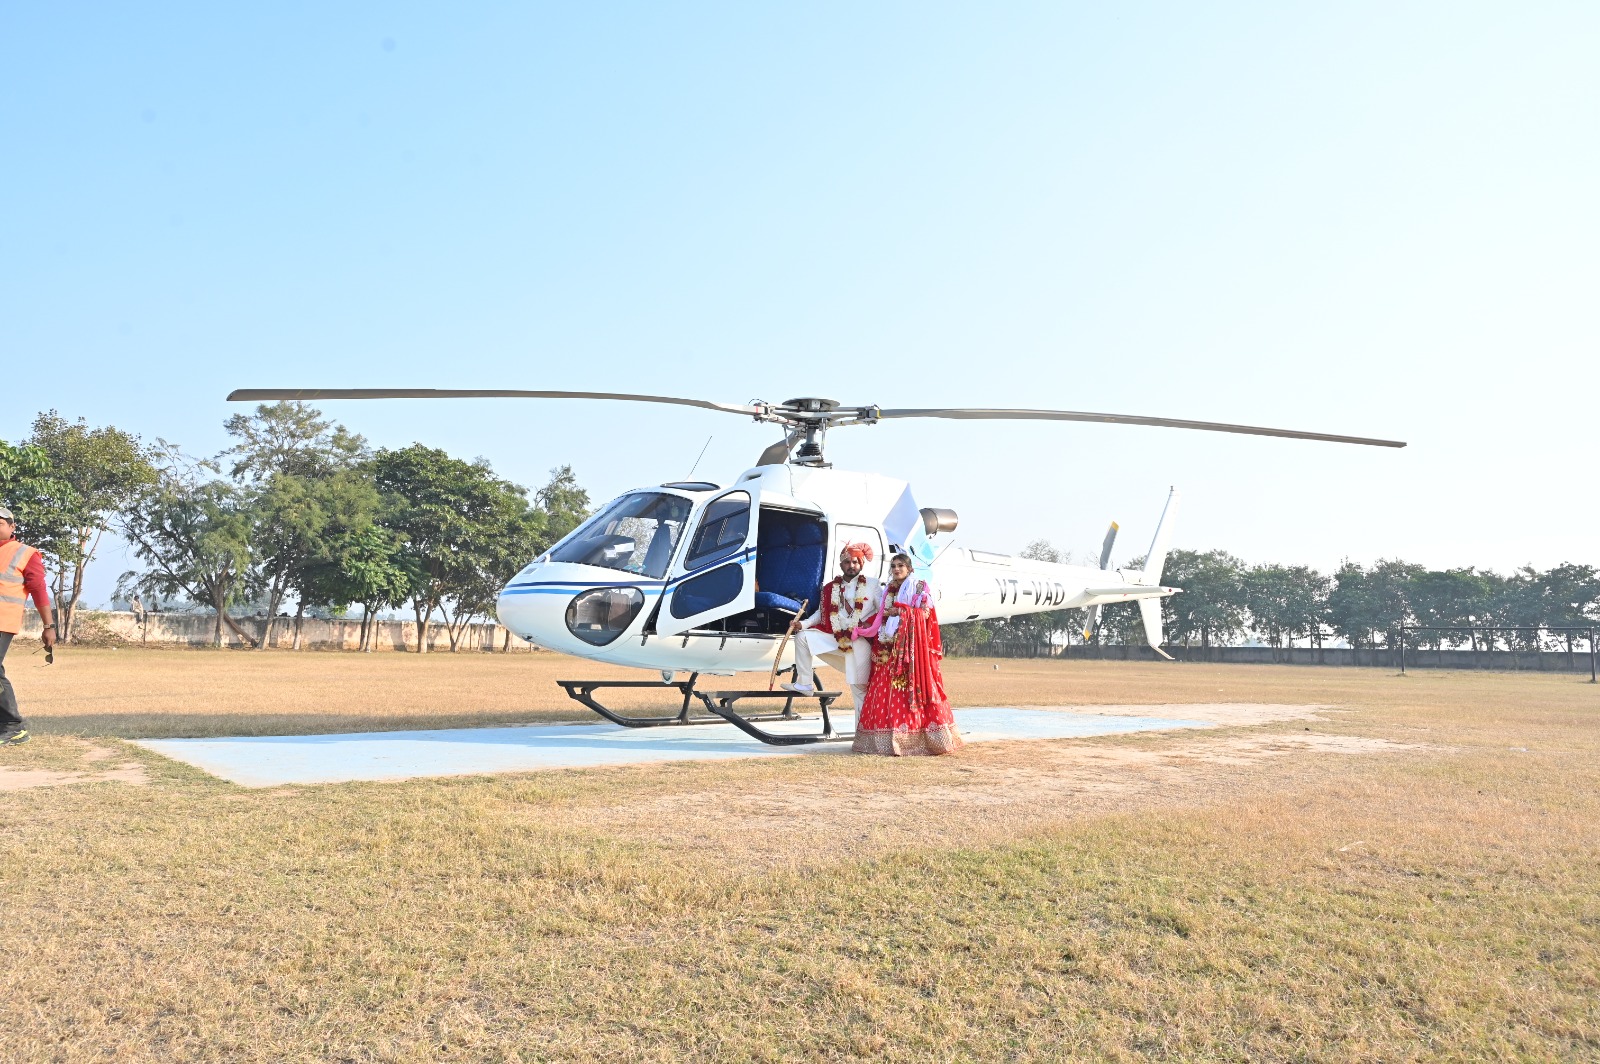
[690,506,829,636]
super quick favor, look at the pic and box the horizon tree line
[943,543,1600,658]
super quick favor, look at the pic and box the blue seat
[755,514,827,615]
[754,590,806,614]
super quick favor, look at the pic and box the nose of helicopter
[495,569,545,643]
[496,561,652,652]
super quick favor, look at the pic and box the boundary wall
[976,642,1598,672]
[18,609,540,652]
[16,611,1593,670]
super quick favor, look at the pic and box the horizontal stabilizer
[1083,586,1179,601]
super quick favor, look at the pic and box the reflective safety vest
[0,538,39,634]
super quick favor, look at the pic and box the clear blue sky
[4,4,1596,605]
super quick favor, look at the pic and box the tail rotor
[1081,521,1119,641]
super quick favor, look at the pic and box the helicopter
[227,389,1404,743]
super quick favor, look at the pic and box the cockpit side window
[548,492,691,579]
[682,491,751,569]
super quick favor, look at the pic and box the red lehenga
[850,579,964,756]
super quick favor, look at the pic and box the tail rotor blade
[1099,521,1119,570]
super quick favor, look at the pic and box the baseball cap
[0,506,13,522]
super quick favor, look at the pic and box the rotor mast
[750,397,881,466]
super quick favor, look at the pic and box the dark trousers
[0,632,20,727]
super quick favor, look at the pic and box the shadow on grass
[32,708,599,740]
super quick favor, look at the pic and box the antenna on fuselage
[686,436,712,478]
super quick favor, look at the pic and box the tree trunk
[292,601,306,650]
[50,570,70,640]
[441,602,466,652]
[413,599,430,653]
[223,613,259,647]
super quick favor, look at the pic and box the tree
[299,524,413,652]
[1491,567,1552,652]
[118,452,257,647]
[224,403,373,648]
[1407,568,1494,651]
[939,618,992,656]
[255,470,385,648]
[0,440,79,576]
[369,445,543,652]
[1244,564,1330,653]
[535,464,590,546]
[1539,563,1600,662]
[1161,549,1247,650]
[22,412,158,641]
[221,401,366,482]
[246,473,330,646]
[440,510,543,651]
[1325,559,1422,650]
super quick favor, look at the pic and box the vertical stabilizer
[1139,598,1174,660]
[1136,487,1178,659]
[1138,487,1180,585]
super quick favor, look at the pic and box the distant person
[850,552,963,756]
[784,542,882,708]
[0,505,55,746]
[131,594,146,627]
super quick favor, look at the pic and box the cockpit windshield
[548,492,692,579]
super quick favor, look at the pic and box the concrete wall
[960,640,1597,673]
[19,609,541,652]
[1046,643,1598,672]
[19,610,1595,672]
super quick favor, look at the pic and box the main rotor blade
[226,388,763,417]
[873,407,1406,448]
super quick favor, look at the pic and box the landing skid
[698,689,852,746]
[557,672,854,746]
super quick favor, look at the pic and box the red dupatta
[887,584,950,715]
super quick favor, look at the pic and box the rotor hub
[780,397,840,417]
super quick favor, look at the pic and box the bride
[848,553,963,756]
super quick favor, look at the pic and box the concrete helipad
[136,706,1219,788]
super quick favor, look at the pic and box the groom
[783,542,881,707]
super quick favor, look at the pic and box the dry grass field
[2,646,1598,1061]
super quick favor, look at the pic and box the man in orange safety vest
[0,505,55,746]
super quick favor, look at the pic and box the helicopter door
[655,489,758,636]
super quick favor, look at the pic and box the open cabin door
[654,488,759,636]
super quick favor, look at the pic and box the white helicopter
[228,389,1404,743]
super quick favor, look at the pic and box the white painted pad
[135,707,1214,788]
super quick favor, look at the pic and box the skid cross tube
[558,674,835,729]
[696,689,854,746]
[557,674,721,728]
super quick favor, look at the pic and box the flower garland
[830,575,870,652]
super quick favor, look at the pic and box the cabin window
[548,492,692,579]
[683,491,751,569]
[669,562,744,618]
[969,550,1012,565]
